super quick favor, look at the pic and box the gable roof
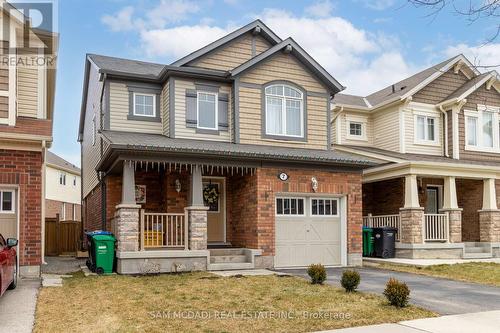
[46,151,81,174]
[171,20,282,67]
[333,54,481,110]
[438,71,499,106]
[230,38,344,93]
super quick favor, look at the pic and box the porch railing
[140,210,188,250]
[424,213,449,242]
[362,214,400,241]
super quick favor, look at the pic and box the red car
[0,234,17,296]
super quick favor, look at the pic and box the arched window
[265,84,304,137]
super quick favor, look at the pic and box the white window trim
[414,114,439,146]
[59,172,66,186]
[61,202,66,220]
[346,120,367,141]
[464,108,500,153]
[265,85,304,138]
[310,198,340,217]
[275,197,306,217]
[196,91,218,130]
[133,92,156,118]
[0,190,15,214]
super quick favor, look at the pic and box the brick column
[440,209,462,243]
[479,210,500,243]
[399,207,424,244]
[113,204,141,252]
[187,206,209,250]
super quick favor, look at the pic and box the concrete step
[464,247,491,254]
[210,255,248,264]
[464,242,490,248]
[207,262,254,271]
[209,248,246,256]
[462,252,493,259]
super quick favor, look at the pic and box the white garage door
[275,196,342,268]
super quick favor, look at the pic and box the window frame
[196,91,219,131]
[264,83,305,140]
[310,198,340,217]
[59,172,66,186]
[132,92,156,118]
[414,113,438,145]
[464,106,500,153]
[275,197,306,217]
[0,190,15,214]
[346,120,367,141]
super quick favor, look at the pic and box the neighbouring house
[0,3,58,277]
[45,151,81,221]
[332,54,500,259]
[78,20,375,274]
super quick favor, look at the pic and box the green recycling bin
[91,234,116,274]
[362,227,374,257]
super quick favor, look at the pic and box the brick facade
[457,179,482,242]
[0,149,42,267]
[45,199,81,221]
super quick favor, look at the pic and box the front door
[203,178,225,243]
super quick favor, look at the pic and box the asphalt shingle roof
[46,151,81,174]
[88,54,165,78]
[100,130,378,167]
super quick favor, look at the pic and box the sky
[48,0,500,166]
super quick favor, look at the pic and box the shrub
[384,278,410,307]
[307,264,327,284]
[340,270,360,292]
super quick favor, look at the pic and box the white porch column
[482,178,498,210]
[187,165,208,250]
[404,174,420,208]
[443,176,458,209]
[121,161,136,205]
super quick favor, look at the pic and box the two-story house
[0,3,58,277]
[333,55,500,259]
[45,151,81,222]
[78,20,374,274]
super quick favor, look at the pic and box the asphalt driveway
[277,267,500,315]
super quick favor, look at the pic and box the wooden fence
[45,215,82,256]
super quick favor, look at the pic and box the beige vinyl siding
[82,64,103,198]
[17,66,38,118]
[0,213,16,239]
[108,82,163,134]
[162,80,169,136]
[403,105,443,155]
[459,83,500,162]
[337,112,373,146]
[174,79,232,142]
[372,105,400,152]
[189,33,271,71]
[413,69,469,104]
[0,96,8,118]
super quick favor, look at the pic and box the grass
[34,272,435,333]
[376,262,500,287]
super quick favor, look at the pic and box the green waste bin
[90,234,116,274]
[362,227,374,257]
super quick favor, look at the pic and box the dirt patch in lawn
[376,262,500,287]
[34,272,435,333]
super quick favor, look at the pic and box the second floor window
[133,93,155,117]
[415,115,436,142]
[465,107,499,151]
[265,84,304,138]
[197,92,218,130]
[59,173,66,185]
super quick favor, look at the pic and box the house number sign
[278,172,289,181]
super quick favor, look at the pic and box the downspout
[98,73,107,231]
[41,140,46,265]
[438,105,449,157]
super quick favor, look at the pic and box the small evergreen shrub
[340,270,360,292]
[307,264,327,284]
[384,278,410,307]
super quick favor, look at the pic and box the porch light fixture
[175,179,181,193]
[311,177,318,192]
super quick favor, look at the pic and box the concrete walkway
[0,279,40,333]
[41,256,86,274]
[319,310,500,332]
[279,267,500,315]
[364,257,500,267]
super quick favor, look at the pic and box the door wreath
[203,183,219,212]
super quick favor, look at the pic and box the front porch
[363,173,500,259]
[109,160,266,274]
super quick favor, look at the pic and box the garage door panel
[308,243,341,265]
[307,220,340,242]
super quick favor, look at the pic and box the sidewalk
[364,257,500,267]
[319,310,500,333]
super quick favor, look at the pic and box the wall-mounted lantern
[311,177,318,192]
[175,179,182,193]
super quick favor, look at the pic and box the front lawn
[376,262,500,287]
[34,272,435,333]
